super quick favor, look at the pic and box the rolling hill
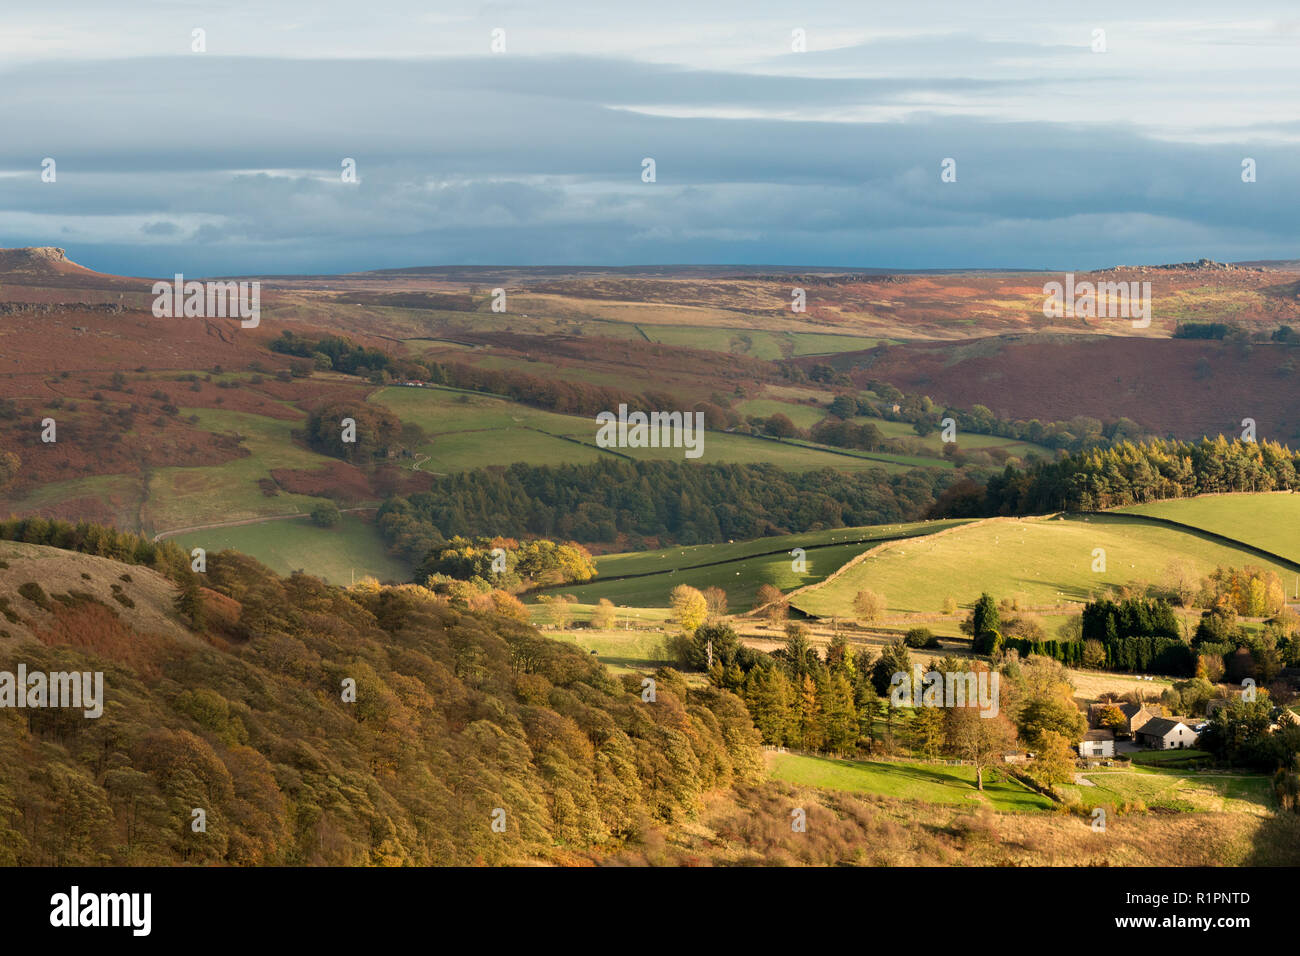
[789,511,1300,620]
[1112,492,1300,566]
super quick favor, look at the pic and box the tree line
[934,437,1299,515]
[376,459,957,559]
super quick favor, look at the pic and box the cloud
[0,33,1293,274]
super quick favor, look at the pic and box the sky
[0,0,1297,276]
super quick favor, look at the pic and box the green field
[172,512,413,585]
[768,752,1054,812]
[1128,748,1212,766]
[857,416,1053,460]
[1058,767,1273,813]
[544,625,673,673]
[372,385,933,474]
[541,520,970,608]
[143,408,343,531]
[734,398,828,430]
[791,512,1299,618]
[1113,493,1300,565]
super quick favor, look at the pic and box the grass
[767,752,1055,812]
[172,513,413,586]
[734,398,828,430]
[862,417,1053,459]
[1129,748,1212,766]
[538,520,970,608]
[0,474,143,531]
[143,408,339,531]
[1059,766,1273,814]
[544,626,672,674]
[791,512,1300,618]
[1113,492,1300,565]
[372,385,931,474]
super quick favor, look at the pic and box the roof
[1137,717,1191,738]
[1090,701,1147,718]
[1083,729,1115,741]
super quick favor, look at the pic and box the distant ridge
[0,246,86,276]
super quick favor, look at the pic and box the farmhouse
[1078,729,1115,758]
[1135,717,1199,750]
[1088,701,1155,738]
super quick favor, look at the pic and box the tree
[1029,731,1076,789]
[537,594,574,629]
[904,627,939,649]
[669,584,709,636]
[828,394,858,420]
[911,706,946,761]
[821,673,858,755]
[702,586,728,620]
[871,639,911,696]
[1198,694,1274,767]
[764,413,798,438]
[590,598,616,629]
[485,590,530,623]
[853,589,886,625]
[755,584,788,622]
[795,674,824,751]
[310,501,342,528]
[690,622,741,671]
[945,707,1018,791]
[1082,639,1107,669]
[779,622,816,680]
[941,595,958,616]
[1016,696,1086,750]
[744,667,793,746]
[174,580,206,631]
[1096,704,1127,734]
[963,593,1001,655]
[0,450,19,491]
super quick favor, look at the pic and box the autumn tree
[945,706,1018,791]
[755,583,788,622]
[1029,731,1077,789]
[537,593,575,629]
[670,584,709,636]
[702,586,728,620]
[590,598,616,629]
[853,589,886,625]
[1096,704,1127,734]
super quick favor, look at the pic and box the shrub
[17,582,51,611]
[904,627,939,648]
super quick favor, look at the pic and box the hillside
[1112,492,1300,566]
[0,540,196,646]
[0,543,761,865]
[536,519,972,609]
[789,512,1300,621]
[809,335,1300,442]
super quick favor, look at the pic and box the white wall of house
[1078,739,1114,758]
